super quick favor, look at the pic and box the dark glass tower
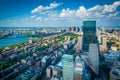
[82,21,97,51]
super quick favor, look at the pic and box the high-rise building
[98,35,102,44]
[68,27,72,32]
[73,27,76,31]
[88,43,99,75]
[82,21,97,51]
[62,54,74,80]
[74,55,85,80]
[102,27,105,33]
[99,36,108,53]
[75,55,82,64]
[102,37,107,47]
[75,36,83,53]
[76,27,80,32]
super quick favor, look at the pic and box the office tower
[76,27,80,32]
[102,37,107,47]
[102,27,105,33]
[73,27,76,31]
[88,43,99,75]
[82,21,97,51]
[62,54,74,80]
[68,27,72,32]
[76,36,83,53]
[78,36,83,51]
[74,55,85,80]
[100,36,108,53]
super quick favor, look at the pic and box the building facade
[74,55,85,80]
[88,43,99,75]
[62,54,74,80]
[82,21,97,51]
[76,36,83,53]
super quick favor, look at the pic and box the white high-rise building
[78,36,83,50]
[102,27,105,33]
[74,55,85,80]
[62,54,74,80]
[88,43,99,75]
[75,36,83,53]
[98,35,102,44]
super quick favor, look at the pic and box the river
[0,34,30,48]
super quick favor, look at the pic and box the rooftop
[110,61,120,79]
[62,54,73,58]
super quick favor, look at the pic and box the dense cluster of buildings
[0,27,66,39]
[0,21,120,80]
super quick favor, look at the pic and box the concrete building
[98,35,102,44]
[46,65,62,79]
[74,55,85,80]
[99,36,109,53]
[75,36,83,53]
[53,66,62,78]
[29,39,33,44]
[41,56,51,67]
[102,37,107,47]
[88,43,99,75]
[46,65,54,78]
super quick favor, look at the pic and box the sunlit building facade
[88,43,99,75]
[62,54,74,80]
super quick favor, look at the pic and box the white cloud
[58,1,120,20]
[108,12,119,18]
[31,1,62,14]
[1,1,120,27]
[87,5,102,12]
[29,1,120,27]
[59,8,75,18]
[31,15,36,18]
[36,17,42,21]
[76,6,89,18]
[87,1,120,18]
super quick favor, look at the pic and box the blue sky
[0,0,120,27]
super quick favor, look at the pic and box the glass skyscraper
[82,21,97,51]
[62,54,74,80]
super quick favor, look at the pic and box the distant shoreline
[0,26,120,29]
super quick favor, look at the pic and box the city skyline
[0,21,120,80]
[0,0,120,27]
